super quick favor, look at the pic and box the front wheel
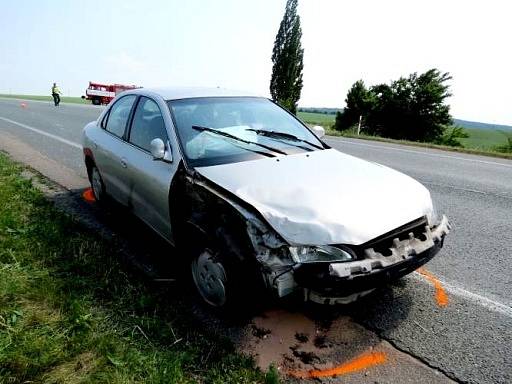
[189,240,266,315]
[191,249,229,307]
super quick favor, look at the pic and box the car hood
[195,149,433,246]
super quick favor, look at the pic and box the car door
[124,96,177,241]
[93,94,137,205]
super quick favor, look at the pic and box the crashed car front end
[245,209,450,304]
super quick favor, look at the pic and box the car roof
[130,86,263,101]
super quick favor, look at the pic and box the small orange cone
[82,188,96,202]
[20,102,27,108]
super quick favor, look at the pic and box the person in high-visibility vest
[51,83,61,106]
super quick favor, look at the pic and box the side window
[104,95,137,138]
[129,97,168,152]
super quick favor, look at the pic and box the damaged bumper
[264,215,451,305]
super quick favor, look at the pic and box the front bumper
[294,215,450,304]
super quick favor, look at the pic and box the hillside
[453,119,512,131]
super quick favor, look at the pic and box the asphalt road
[0,97,511,383]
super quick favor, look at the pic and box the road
[1,97,511,383]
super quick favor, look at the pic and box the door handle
[120,157,128,168]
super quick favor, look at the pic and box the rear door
[124,96,177,240]
[94,94,137,205]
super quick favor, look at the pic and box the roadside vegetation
[0,94,89,105]
[298,111,512,159]
[0,153,275,383]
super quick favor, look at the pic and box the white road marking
[0,116,81,149]
[327,137,512,168]
[412,273,512,318]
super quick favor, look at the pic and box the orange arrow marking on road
[82,188,96,202]
[417,267,448,307]
[288,351,387,379]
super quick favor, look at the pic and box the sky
[1,0,511,125]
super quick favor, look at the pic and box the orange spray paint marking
[288,351,387,379]
[417,267,448,307]
[82,188,96,202]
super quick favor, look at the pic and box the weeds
[0,153,270,383]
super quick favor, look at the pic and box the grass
[0,94,89,105]
[459,127,510,150]
[297,112,335,126]
[0,153,274,383]
[298,111,512,159]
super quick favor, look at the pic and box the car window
[105,95,137,138]
[129,97,168,152]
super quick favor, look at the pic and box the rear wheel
[92,98,101,105]
[90,166,106,202]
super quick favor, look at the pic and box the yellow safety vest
[52,86,61,94]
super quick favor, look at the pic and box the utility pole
[357,115,362,135]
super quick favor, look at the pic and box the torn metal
[329,215,450,279]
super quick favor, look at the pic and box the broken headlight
[289,245,355,264]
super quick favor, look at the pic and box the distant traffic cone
[20,102,27,108]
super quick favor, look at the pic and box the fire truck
[82,81,139,105]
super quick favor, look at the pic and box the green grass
[297,111,335,126]
[459,127,510,150]
[0,94,89,104]
[0,153,273,383]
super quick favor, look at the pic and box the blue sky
[1,0,511,125]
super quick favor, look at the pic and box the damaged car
[82,87,450,308]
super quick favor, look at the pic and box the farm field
[297,111,511,151]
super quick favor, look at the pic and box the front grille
[346,216,428,259]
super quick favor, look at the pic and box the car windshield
[167,97,324,167]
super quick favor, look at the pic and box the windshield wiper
[192,125,287,155]
[245,129,324,150]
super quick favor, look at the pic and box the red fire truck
[82,81,139,105]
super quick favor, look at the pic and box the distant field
[459,128,510,149]
[297,111,335,126]
[0,94,88,104]
[297,111,510,151]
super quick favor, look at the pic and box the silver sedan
[82,87,450,309]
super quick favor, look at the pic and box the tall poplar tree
[270,0,304,115]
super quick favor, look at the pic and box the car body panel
[82,91,184,242]
[196,148,434,246]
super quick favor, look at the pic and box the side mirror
[150,138,166,160]
[150,138,173,163]
[311,125,325,139]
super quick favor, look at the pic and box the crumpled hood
[196,149,433,246]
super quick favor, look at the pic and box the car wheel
[191,249,229,308]
[189,238,266,315]
[90,166,106,202]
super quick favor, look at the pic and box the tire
[190,235,265,315]
[92,98,101,106]
[90,165,106,203]
[191,248,229,308]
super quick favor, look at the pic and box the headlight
[428,200,439,225]
[289,245,355,264]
